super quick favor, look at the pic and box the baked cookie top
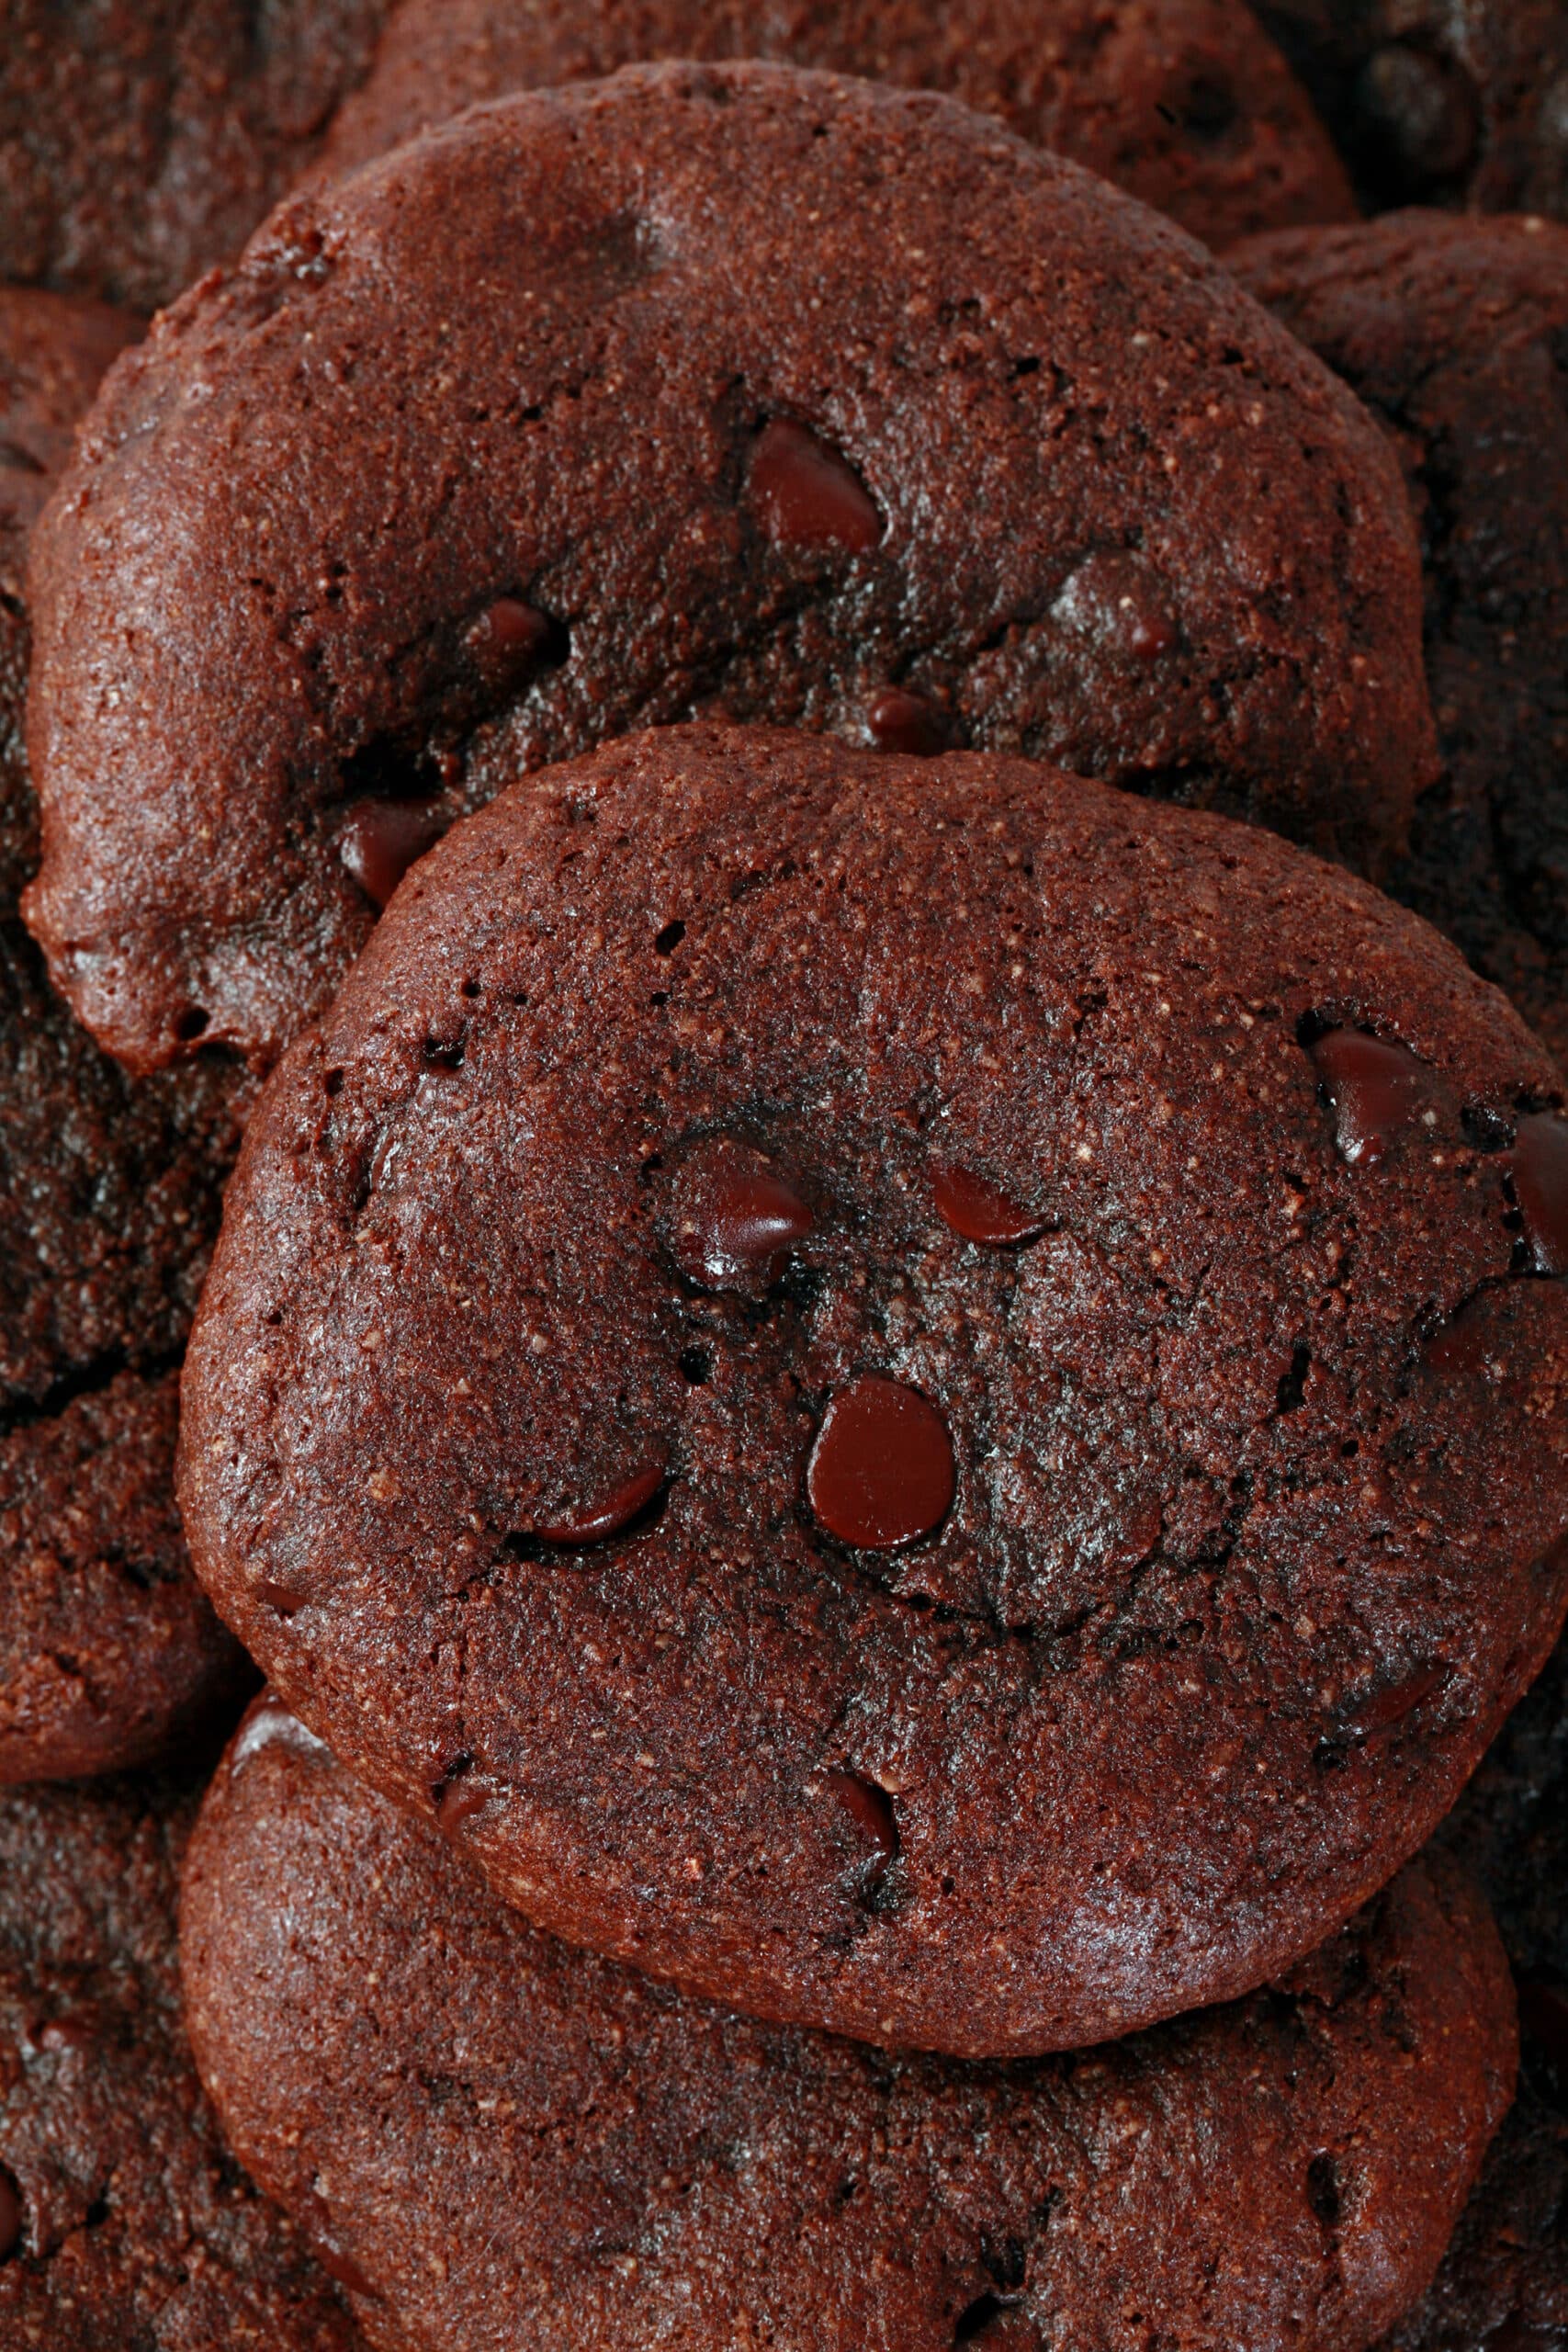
[24,62,1433,1077]
[0,1763,365,2348]
[319,0,1356,250]
[1233,209,1568,1073]
[0,0,389,310]
[0,286,249,1781]
[178,723,1568,2054]
[181,1694,1517,2352]
[1253,1,1568,217]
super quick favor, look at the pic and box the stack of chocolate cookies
[2,7,1566,2347]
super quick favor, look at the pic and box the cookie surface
[1232,210,1568,1071]
[1,287,250,1782]
[319,0,1355,250]
[1382,1630,1568,2350]
[0,0,389,311]
[182,1696,1516,2352]
[25,62,1433,1079]
[178,723,1568,2054]
[1252,2,1568,216]
[0,1761,366,2348]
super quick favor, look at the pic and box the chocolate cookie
[0,1761,367,2348]
[0,0,390,311]
[24,62,1434,1080]
[317,0,1356,251]
[177,723,1568,2055]
[1232,211,1568,1070]
[1,287,251,1782]
[1251,2,1568,217]
[181,1696,1517,2352]
[1381,1631,1568,2350]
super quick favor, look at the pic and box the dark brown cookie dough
[1232,210,1568,1070]
[1378,1632,1568,2351]
[1,286,251,1783]
[0,0,390,311]
[1252,2,1568,217]
[177,723,1568,2056]
[181,1698,1517,2352]
[25,62,1434,1080]
[318,0,1356,251]
[0,1760,367,2348]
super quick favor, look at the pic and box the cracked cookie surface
[25,61,1432,1079]
[0,1761,367,2349]
[181,1696,1516,2352]
[317,0,1355,250]
[1233,209,1568,1073]
[177,723,1568,2054]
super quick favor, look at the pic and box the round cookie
[177,722,1568,2056]
[181,1695,1517,2352]
[24,61,1435,1080]
[0,0,390,311]
[1251,2,1568,217]
[1231,211,1568,1070]
[1,287,251,1782]
[1382,1631,1568,2351]
[0,1761,367,2348]
[317,0,1356,251]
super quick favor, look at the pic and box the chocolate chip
[464,594,557,685]
[35,2014,95,2052]
[807,1374,954,1549]
[826,1769,898,1881]
[865,687,947,756]
[0,2165,21,2262]
[1518,1978,1568,2073]
[1512,1114,1568,1274]
[1308,1030,1434,1167]
[748,418,881,554]
[255,1577,306,1618]
[1424,1306,1491,1377]
[339,797,448,910]
[532,1453,668,1545]
[1358,45,1480,186]
[669,1136,814,1294]
[933,1164,1046,1246]
[1340,1661,1450,1741]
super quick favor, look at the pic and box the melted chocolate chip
[1518,1978,1568,2073]
[339,797,449,910]
[0,2165,21,2262]
[1424,1306,1491,1377]
[1513,1114,1568,1275]
[464,594,555,684]
[669,1137,814,1294]
[35,2013,95,2052]
[865,687,947,756]
[533,1454,668,1545]
[748,419,881,554]
[434,1763,494,1836]
[933,1164,1045,1246]
[1342,1660,1450,1741]
[254,1576,306,1618]
[1309,1030,1434,1167]
[826,1769,898,1880]
[807,1375,954,1549]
